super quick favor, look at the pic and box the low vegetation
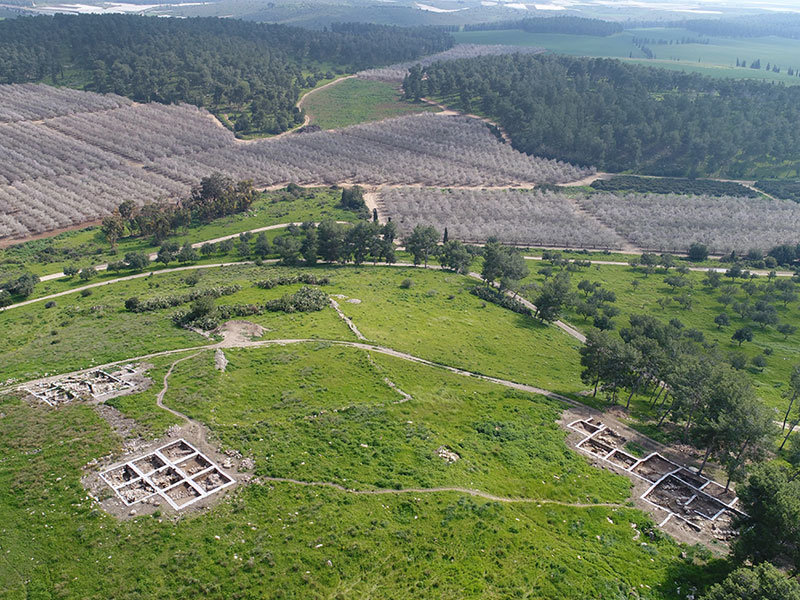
[591,176,757,198]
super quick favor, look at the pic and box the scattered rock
[239,457,255,471]
[346,298,362,304]
[214,349,228,372]
[437,446,460,464]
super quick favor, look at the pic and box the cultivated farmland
[152,113,593,188]
[0,83,132,122]
[578,192,800,254]
[0,83,593,241]
[379,188,626,249]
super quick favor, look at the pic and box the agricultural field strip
[577,192,800,254]
[147,113,592,190]
[0,83,132,123]
[99,438,234,511]
[378,187,800,255]
[378,188,626,250]
[569,418,740,523]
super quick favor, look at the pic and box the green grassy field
[454,28,800,85]
[0,342,724,599]
[301,78,438,129]
[0,263,584,400]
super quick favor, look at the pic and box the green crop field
[454,28,800,85]
[302,78,438,129]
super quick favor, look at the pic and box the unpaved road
[258,476,624,506]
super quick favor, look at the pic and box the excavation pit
[176,454,212,476]
[105,464,139,487]
[685,494,727,520]
[165,482,202,507]
[98,439,235,513]
[22,364,145,406]
[133,454,165,475]
[578,437,613,458]
[701,481,737,505]
[118,480,156,505]
[594,427,625,448]
[565,413,742,544]
[150,467,182,490]
[569,419,602,435]
[631,454,679,482]
[193,468,232,492]
[161,440,194,461]
[673,468,707,489]
[607,449,638,468]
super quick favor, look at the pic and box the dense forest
[408,54,800,178]
[0,14,452,135]
[463,16,623,36]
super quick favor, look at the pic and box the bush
[124,285,241,312]
[470,285,532,316]
[45,300,56,308]
[400,279,413,289]
[80,289,93,297]
[255,274,330,289]
[688,242,709,262]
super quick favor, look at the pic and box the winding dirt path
[155,352,204,426]
[37,221,350,282]
[329,297,367,340]
[258,476,624,506]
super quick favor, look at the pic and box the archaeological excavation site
[567,417,743,544]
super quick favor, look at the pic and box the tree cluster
[755,179,800,203]
[103,174,256,246]
[411,53,800,178]
[0,15,452,135]
[0,271,38,305]
[580,314,775,488]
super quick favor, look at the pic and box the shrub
[400,279,413,289]
[255,274,330,289]
[470,285,532,316]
